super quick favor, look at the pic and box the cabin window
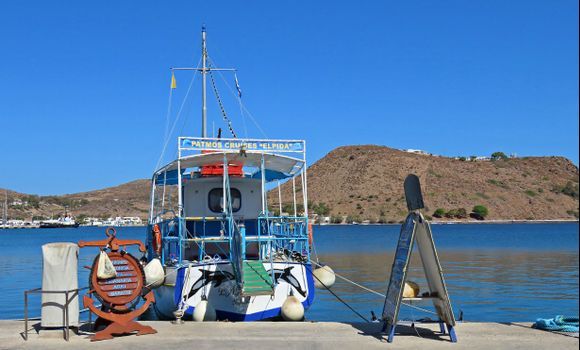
[208,188,242,213]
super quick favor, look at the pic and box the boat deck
[2,320,577,350]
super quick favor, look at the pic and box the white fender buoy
[144,258,165,289]
[281,295,304,321]
[193,299,216,322]
[313,265,336,289]
[403,281,420,298]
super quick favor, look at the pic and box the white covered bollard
[41,243,79,327]
[313,265,336,289]
[193,299,216,321]
[144,258,165,289]
[403,281,420,298]
[281,295,304,321]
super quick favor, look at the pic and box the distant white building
[405,149,432,156]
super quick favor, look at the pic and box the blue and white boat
[145,27,314,321]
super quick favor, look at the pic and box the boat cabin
[147,137,310,267]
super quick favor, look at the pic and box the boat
[144,27,315,321]
[39,216,79,228]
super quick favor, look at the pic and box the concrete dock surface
[1,320,578,350]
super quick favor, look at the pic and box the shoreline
[318,219,579,226]
[1,220,578,230]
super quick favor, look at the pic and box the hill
[269,145,579,222]
[2,145,579,223]
[1,180,151,221]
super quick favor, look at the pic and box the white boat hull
[151,261,315,321]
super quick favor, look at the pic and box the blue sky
[0,1,578,195]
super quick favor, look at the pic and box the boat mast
[201,26,207,138]
[171,26,236,138]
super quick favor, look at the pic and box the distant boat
[39,216,79,229]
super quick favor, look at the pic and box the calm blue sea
[0,223,578,322]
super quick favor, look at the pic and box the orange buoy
[152,224,162,255]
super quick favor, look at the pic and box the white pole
[303,142,309,220]
[149,177,157,223]
[222,155,227,213]
[292,177,297,217]
[161,171,167,212]
[201,26,207,138]
[177,144,183,217]
[303,171,309,219]
[261,155,266,214]
[277,181,282,215]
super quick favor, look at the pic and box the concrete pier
[1,320,577,350]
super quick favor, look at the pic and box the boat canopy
[154,151,305,183]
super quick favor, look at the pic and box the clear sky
[0,1,578,195]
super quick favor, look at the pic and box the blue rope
[533,315,579,333]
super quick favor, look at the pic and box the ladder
[241,260,274,296]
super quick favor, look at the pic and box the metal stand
[384,320,457,343]
[381,175,458,344]
[23,287,87,341]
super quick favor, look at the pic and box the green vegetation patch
[475,192,490,199]
[487,179,510,189]
[428,170,442,178]
[524,190,537,197]
[552,181,579,200]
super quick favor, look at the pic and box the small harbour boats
[39,216,79,229]
[144,27,314,321]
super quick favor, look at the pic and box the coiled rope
[533,315,579,333]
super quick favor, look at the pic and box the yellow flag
[171,72,177,89]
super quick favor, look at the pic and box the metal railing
[23,287,89,341]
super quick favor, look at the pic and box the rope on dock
[533,315,579,333]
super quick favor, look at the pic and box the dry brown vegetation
[3,145,579,222]
[270,145,579,222]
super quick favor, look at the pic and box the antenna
[171,27,237,138]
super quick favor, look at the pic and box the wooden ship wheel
[79,227,157,341]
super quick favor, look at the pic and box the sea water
[0,223,577,322]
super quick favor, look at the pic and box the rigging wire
[163,75,174,147]
[305,264,370,323]
[209,57,269,138]
[154,58,201,171]
[310,261,438,316]
[207,60,237,138]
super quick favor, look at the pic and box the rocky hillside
[2,145,579,222]
[270,145,579,222]
[1,180,151,221]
